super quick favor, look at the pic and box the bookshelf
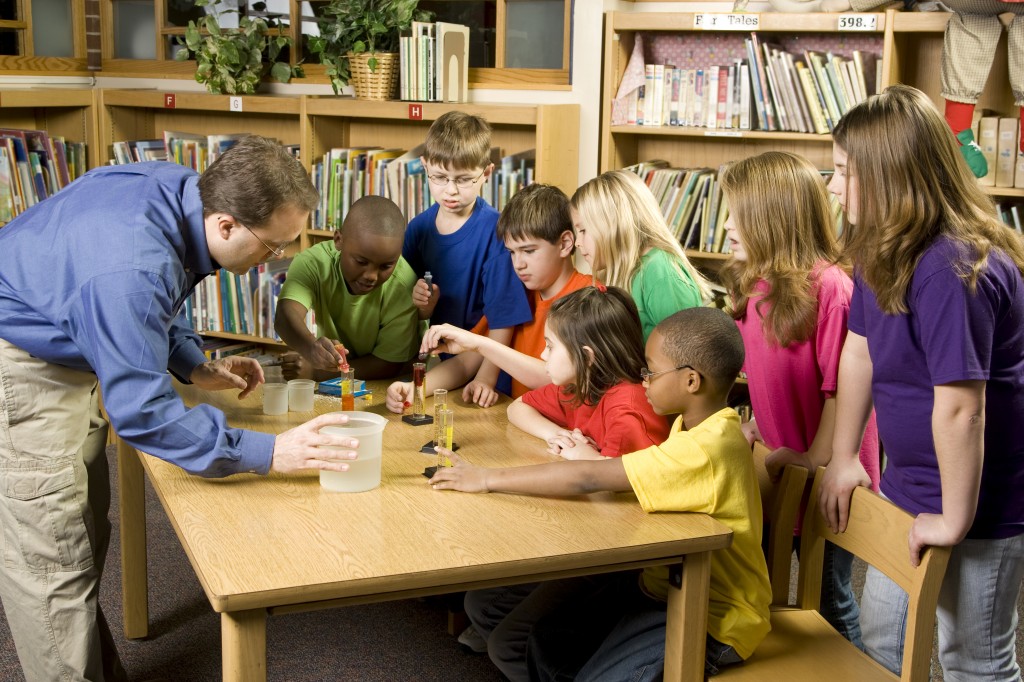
[300,97,580,248]
[0,88,99,171]
[601,8,1024,270]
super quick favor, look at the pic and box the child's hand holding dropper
[420,323,483,357]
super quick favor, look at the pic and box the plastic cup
[263,383,289,415]
[287,379,315,412]
[319,411,388,492]
[263,365,284,384]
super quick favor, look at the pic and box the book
[435,22,469,103]
[978,115,999,187]
[995,117,1018,188]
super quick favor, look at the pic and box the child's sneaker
[457,624,488,654]
[957,129,989,178]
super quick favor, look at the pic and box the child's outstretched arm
[383,354,484,413]
[422,323,548,390]
[429,451,631,496]
[462,327,514,408]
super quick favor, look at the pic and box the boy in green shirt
[276,195,419,380]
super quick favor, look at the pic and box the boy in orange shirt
[385,183,591,409]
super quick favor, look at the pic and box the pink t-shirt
[735,263,880,490]
[522,381,671,458]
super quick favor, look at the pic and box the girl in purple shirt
[820,85,1024,679]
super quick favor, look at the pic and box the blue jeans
[860,534,1024,681]
[525,571,743,681]
[789,536,863,649]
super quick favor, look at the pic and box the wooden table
[118,382,732,681]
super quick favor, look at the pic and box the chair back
[752,441,809,605]
[798,468,951,681]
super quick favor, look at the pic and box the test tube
[437,409,454,468]
[340,368,355,411]
[412,362,427,419]
[433,389,448,449]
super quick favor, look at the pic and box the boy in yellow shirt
[430,306,771,680]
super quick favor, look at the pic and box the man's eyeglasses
[426,170,485,189]
[640,364,695,383]
[241,223,288,259]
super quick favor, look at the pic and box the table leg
[663,551,712,682]
[117,437,149,639]
[222,609,267,682]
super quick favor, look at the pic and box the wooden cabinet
[0,88,98,169]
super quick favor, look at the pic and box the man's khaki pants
[0,337,125,681]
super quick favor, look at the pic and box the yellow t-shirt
[621,408,771,659]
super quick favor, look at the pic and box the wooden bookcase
[601,8,1024,270]
[0,88,99,169]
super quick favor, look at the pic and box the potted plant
[175,0,304,95]
[309,0,432,98]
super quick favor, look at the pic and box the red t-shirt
[521,381,671,457]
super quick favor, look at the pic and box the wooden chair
[716,468,951,682]
[752,441,809,606]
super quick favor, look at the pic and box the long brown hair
[570,170,712,302]
[833,84,1024,313]
[719,151,846,347]
[546,286,645,407]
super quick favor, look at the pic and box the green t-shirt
[279,241,419,362]
[631,248,703,341]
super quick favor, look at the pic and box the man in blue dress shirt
[0,135,357,681]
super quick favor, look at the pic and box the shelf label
[838,14,877,31]
[408,103,423,120]
[694,13,759,31]
[164,93,176,109]
[704,131,743,138]
[229,96,243,112]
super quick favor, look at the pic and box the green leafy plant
[309,0,432,95]
[175,0,304,95]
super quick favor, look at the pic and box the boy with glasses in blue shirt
[402,111,532,407]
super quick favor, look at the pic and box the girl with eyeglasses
[718,150,880,649]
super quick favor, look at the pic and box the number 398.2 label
[837,14,877,31]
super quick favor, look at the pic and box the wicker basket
[347,51,399,100]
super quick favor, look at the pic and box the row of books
[400,21,470,103]
[110,132,300,171]
[311,144,536,229]
[976,116,1024,189]
[627,160,842,255]
[183,258,313,341]
[623,35,875,134]
[0,128,85,224]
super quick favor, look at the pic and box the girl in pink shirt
[718,151,879,649]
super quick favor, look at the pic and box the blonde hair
[833,84,1024,313]
[719,151,847,347]
[570,170,712,302]
[423,111,492,170]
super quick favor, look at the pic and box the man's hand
[190,357,263,399]
[413,278,439,320]
[271,413,359,474]
[280,352,313,381]
[462,379,500,408]
[421,323,480,356]
[429,451,489,492]
[386,381,413,414]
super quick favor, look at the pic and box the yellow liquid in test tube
[438,409,454,468]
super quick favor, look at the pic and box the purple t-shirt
[849,237,1024,539]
